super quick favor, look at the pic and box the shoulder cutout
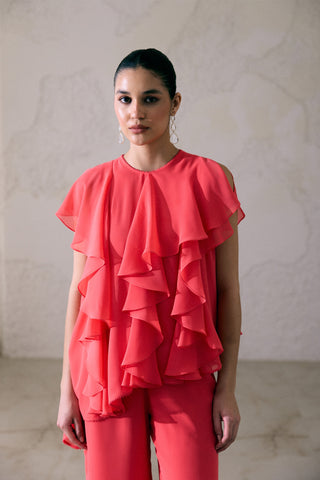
[217,162,234,190]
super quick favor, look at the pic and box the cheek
[153,105,170,125]
[114,106,126,126]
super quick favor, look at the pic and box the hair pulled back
[114,48,176,99]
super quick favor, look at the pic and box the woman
[57,48,244,480]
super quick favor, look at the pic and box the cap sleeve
[56,164,113,257]
[192,158,245,250]
[213,162,245,238]
[56,174,86,232]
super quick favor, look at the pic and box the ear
[170,92,182,116]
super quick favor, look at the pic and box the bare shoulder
[216,162,234,190]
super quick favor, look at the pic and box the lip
[129,125,149,133]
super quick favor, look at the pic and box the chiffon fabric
[56,150,244,426]
[83,375,218,480]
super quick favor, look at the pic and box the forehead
[114,67,165,92]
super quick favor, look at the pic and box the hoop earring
[118,125,124,144]
[169,115,179,144]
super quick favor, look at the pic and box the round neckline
[120,149,183,173]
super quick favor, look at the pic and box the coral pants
[83,375,218,480]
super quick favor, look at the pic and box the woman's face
[114,67,179,147]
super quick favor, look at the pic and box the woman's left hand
[212,389,240,452]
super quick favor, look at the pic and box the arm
[213,166,242,452]
[57,251,87,449]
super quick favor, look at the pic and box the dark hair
[114,48,176,99]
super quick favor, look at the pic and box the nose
[129,100,145,119]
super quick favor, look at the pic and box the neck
[124,140,179,172]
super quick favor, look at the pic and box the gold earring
[169,115,179,144]
[118,125,124,144]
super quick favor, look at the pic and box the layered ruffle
[56,152,245,422]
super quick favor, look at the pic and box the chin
[129,138,149,146]
[135,134,168,147]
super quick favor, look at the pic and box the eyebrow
[115,89,163,95]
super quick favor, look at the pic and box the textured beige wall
[1,0,319,359]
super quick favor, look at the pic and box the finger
[216,416,239,452]
[228,413,240,444]
[212,411,223,445]
[232,417,240,442]
[216,416,232,452]
[221,416,231,446]
[63,424,86,449]
[74,416,86,446]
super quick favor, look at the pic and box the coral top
[56,150,244,422]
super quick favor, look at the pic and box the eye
[119,96,131,104]
[144,96,159,104]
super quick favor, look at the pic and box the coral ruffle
[56,150,244,421]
